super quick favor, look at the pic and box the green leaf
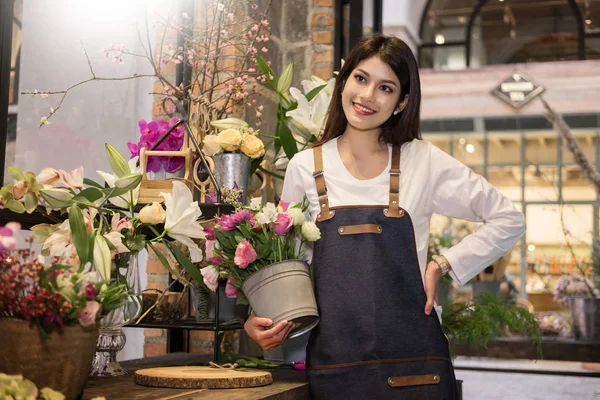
[23,192,38,213]
[73,187,104,203]
[277,118,298,160]
[6,199,25,213]
[233,233,244,243]
[83,178,105,189]
[305,84,326,102]
[237,223,253,239]
[124,234,147,253]
[165,241,207,290]
[101,186,132,198]
[148,242,178,277]
[277,92,293,110]
[105,143,130,178]
[277,62,294,94]
[7,166,24,181]
[215,229,235,250]
[69,206,90,265]
[255,55,277,90]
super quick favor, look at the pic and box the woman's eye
[380,85,392,93]
[355,74,366,83]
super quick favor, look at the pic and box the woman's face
[341,56,403,133]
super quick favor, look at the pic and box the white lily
[93,234,112,281]
[161,181,206,262]
[286,77,334,141]
[96,156,140,209]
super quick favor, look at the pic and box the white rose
[288,207,304,226]
[301,221,321,242]
[249,197,262,211]
[202,134,222,156]
[139,202,166,224]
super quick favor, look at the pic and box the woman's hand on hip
[424,260,443,315]
[244,312,295,351]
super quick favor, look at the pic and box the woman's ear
[396,95,409,113]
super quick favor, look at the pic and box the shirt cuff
[442,249,475,287]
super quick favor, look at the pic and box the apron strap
[313,145,335,222]
[384,145,404,218]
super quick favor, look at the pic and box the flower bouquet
[200,198,321,338]
[0,223,127,398]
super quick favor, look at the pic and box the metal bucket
[567,296,600,341]
[241,260,319,339]
[212,153,251,204]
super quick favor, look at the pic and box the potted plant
[0,222,129,399]
[199,197,321,338]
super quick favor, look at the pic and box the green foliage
[442,293,542,359]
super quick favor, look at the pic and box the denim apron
[306,145,458,399]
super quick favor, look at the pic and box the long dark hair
[314,34,422,147]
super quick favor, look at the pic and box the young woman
[245,34,526,399]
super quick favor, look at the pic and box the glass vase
[90,253,142,377]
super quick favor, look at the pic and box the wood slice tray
[133,366,273,389]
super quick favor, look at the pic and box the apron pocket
[338,224,382,235]
[387,373,441,387]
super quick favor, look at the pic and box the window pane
[525,132,558,164]
[562,165,596,201]
[419,45,467,71]
[452,134,483,165]
[423,133,451,155]
[6,1,161,183]
[524,165,559,202]
[488,132,521,164]
[525,204,593,294]
[488,166,521,201]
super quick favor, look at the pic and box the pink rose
[278,200,290,212]
[225,277,238,298]
[234,239,256,269]
[78,300,101,327]
[274,212,293,236]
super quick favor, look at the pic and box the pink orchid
[58,166,84,189]
[0,222,20,252]
[274,212,293,236]
[234,239,256,269]
[37,168,61,186]
[78,300,101,327]
[83,282,97,300]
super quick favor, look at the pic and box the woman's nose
[360,85,376,102]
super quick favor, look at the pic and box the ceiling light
[459,137,466,145]
[586,18,592,25]
[466,144,475,153]
[457,16,466,24]
[435,34,445,45]
[528,244,536,252]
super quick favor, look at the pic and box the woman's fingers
[257,320,289,341]
[263,322,294,350]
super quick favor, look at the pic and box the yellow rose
[139,202,166,224]
[241,134,265,159]
[202,134,222,156]
[216,129,242,152]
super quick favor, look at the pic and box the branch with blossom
[23,0,274,128]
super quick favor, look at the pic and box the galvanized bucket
[212,153,251,204]
[567,296,600,341]
[241,260,319,339]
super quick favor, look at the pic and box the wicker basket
[0,318,99,400]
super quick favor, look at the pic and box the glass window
[487,165,521,202]
[419,45,467,70]
[5,1,162,183]
[562,165,597,201]
[423,133,451,155]
[488,132,521,165]
[525,132,558,165]
[524,165,559,202]
[452,134,484,166]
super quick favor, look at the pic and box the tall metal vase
[212,153,252,204]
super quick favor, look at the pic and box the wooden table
[82,353,310,400]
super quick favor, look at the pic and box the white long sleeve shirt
[281,137,526,286]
